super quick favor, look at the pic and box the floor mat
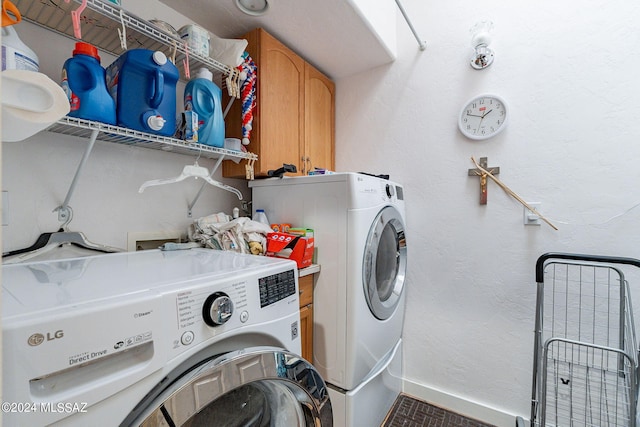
[381,393,497,427]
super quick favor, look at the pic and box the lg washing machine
[251,172,408,427]
[2,249,332,426]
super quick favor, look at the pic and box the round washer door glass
[363,205,407,320]
[128,347,332,427]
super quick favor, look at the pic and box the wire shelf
[13,0,232,78]
[47,117,257,161]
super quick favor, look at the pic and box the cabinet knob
[301,156,312,174]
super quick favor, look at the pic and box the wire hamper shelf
[518,253,640,427]
[46,117,257,161]
[12,0,233,79]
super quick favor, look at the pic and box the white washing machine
[250,172,407,427]
[2,249,332,426]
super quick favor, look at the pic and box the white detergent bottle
[2,25,38,71]
[254,209,270,226]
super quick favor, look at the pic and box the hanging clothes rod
[395,0,426,51]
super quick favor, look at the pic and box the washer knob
[202,292,233,327]
[385,184,395,198]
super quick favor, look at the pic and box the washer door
[128,347,332,427]
[363,205,407,320]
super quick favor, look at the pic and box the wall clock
[458,94,508,140]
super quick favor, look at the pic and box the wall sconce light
[470,21,494,70]
[235,0,270,16]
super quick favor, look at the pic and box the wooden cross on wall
[468,157,500,205]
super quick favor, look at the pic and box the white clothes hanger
[3,232,123,264]
[138,162,243,200]
[3,207,123,264]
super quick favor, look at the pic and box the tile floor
[382,393,497,427]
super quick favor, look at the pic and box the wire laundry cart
[518,253,640,427]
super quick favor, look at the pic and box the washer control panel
[170,266,298,355]
[258,269,296,308]
[176,282,245,325]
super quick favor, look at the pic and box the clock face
[459,94,508,140]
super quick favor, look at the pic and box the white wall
[5,0,640,424]
[336,0,640,424]
[2,16,249,253]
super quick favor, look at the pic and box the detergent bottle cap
[73,42,100,62]
[195,67,213,81]
[152,51,167,66]
[147,115,166,131]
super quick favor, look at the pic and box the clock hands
[481,109,493,118]
[476,116,486,134]
[466,108,493,119]
[467,108,494,134]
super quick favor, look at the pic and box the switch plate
[524,202,541,226]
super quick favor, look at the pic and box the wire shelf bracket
[46,117,257,220]
[54,128,99,227]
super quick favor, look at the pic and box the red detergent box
[266,232,314,269]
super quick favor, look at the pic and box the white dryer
[250,172,408,427]
[2,249,332,426]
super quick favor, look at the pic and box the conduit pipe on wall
[394,0,426,51]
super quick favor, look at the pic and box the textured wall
[335,0,640,423]
[4,0,640,424]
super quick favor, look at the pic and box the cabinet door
[260,29,305,176]
[299,304,314,364]
[298,275,314,363]
[299,275,314,307]
[304,64,335,175]
[223,28,305,178]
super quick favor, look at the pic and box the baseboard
[402,378,522,427]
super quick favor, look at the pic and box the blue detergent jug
[61,42,116,124]
[184,68,224,147]
[106,49,179,136]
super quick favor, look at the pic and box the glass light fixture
[235,0,270,16]
[469,21,494,70]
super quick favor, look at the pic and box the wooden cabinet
[298,273,314,363]
[304,66,335,176]
[223,28,335,178]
